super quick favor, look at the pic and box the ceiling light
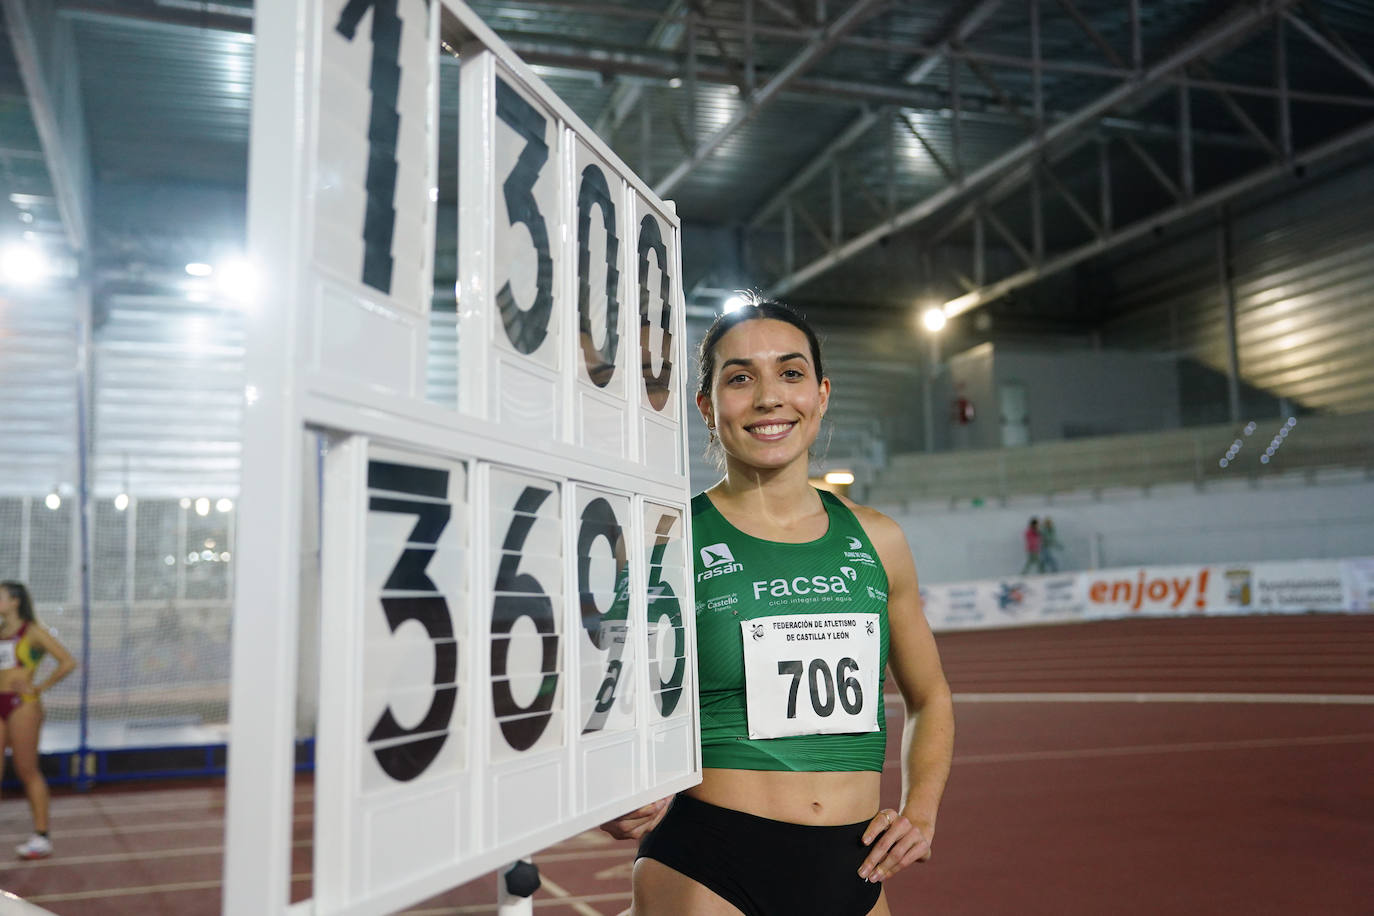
[823,470,856,485]
[0,243,49,285]
[722,296,745,313]
[185,262,214,277]
[215,257,258,303]
[114,493,130,511]
[44,492,61,510]
[922,307,947,332]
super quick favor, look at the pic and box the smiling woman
[599,295,955,916]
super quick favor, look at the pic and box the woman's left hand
[857,808,932,883]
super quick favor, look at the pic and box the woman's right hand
[598,797,671,840]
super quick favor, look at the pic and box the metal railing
[872,411,1374,501]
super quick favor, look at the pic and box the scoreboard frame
[224,2,700,914]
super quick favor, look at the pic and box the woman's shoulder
[834,495,907,552]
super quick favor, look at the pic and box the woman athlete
[0,581,78,859]
[603,298,955,915]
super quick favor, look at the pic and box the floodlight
[215,257,258,303]
[0,244,49,285]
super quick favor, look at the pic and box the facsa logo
[847,536,863,550]
[697,542,743,582]
[752,575,852,600]
[840,566,857,581]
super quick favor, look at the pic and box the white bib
[0,642,16,670]
[741,613,880,740]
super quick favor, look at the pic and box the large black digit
[637,214,674,411]
[491,485,560,752]
[365,460,455,782]
[336,0,420,294]
[778,660,803,719]
[577,164,621,388]
[578,497,629,732]
[808,659,836,717]
[647,512,685,716]
[837,657,863,715]
[495,77,554,355]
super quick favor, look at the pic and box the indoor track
[3,613,1370,915]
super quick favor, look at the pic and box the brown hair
[0,581,35,622]
[695,293,825,401]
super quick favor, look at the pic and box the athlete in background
[0,581,78,859]
[602,298,955,915]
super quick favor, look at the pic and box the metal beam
[747,0,1001,231]
[936,116,1374,318]
[767,0,1305,298]
[4,0,90,253]
[654,0,887,197]
[593,0,686,137]
[1283,9,1374,93]
[1218,214,1241,424]
[748,107,883,227]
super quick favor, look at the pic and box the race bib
[741,613,880,740]
[0,642,16,670]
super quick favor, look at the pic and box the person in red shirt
[1021,518,1043,574]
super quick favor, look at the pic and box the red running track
[2,613,1370,915]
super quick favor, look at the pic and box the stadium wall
[876,474,1374,585]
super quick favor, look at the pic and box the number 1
[336,0,421,294]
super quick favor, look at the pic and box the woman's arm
[27,623,78,696]
[851,504,955,883]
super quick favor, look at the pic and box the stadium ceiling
[5,0,1374,319]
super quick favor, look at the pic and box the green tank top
[692,490,890,772]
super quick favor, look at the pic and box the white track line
[28,873,311,905]
[401,891,632,915]
[538,874,610,916]
[952,691,1374,704]
[882,691,1374,705]
[883,732,1374,768]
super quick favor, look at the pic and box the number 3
[495,77,554,355]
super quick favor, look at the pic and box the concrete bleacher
[869,410,1374,503]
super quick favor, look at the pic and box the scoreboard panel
[228,1,698,914]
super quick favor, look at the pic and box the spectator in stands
[0,581,78,860]
[1040,517,1060,572]
[1022,517,1042,574]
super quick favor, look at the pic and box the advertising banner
[922,557,1372,632]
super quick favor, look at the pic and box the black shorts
[637,793,883,916]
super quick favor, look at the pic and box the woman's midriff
[0,668,32,694]
[686,767,881,825]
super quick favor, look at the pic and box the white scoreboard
[224,2,698,915]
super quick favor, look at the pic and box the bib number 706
[777,657,863,719]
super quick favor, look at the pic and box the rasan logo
[697,542,743,582]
